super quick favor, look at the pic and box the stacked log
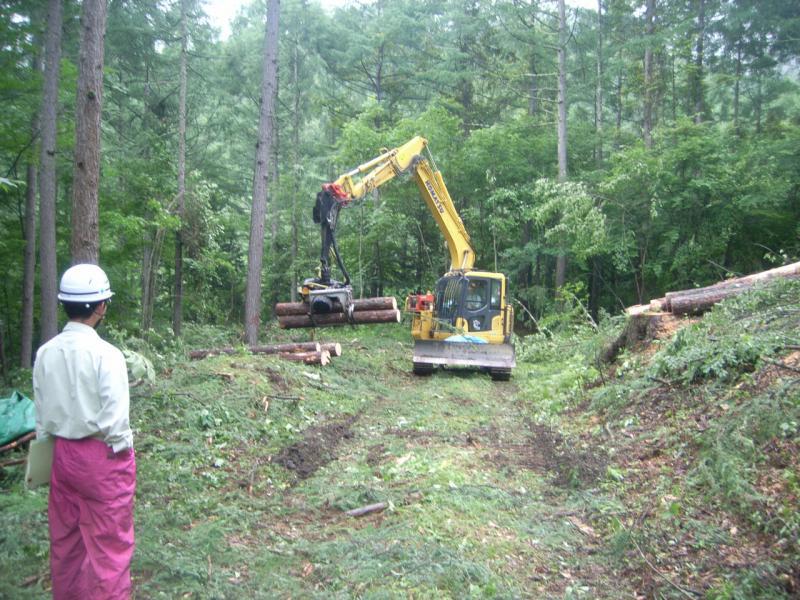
[275,296,401,330]
[275,296,397,316]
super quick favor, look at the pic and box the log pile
[275,296,401,330]
[189,341,343,367]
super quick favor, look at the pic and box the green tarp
[0,390,35,446]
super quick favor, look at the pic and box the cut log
[274,296,397,317]
[190,341,321,360]
[664,262,800,313]
[345,501,388,518]
[278,350,331,366]
[278,309,402,329]
[319,342,342,357]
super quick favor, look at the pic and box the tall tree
[595,0,604,164]
[70,0,108,264]
[173,0,189,336]
[21,159,37,368]
[643,0,655,148]
[244,0,280,344]
[38,0,63,343]
[693,0,706,123]
[555,0,568,291]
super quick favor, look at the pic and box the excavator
[296,136,515,380]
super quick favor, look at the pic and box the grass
[1,279,798,598]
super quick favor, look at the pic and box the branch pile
[189,341,343,367]
[275,297,401,329]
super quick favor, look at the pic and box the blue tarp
[0,390,35,446]
[444,334,488,344]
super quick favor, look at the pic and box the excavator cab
[434,275,502,334]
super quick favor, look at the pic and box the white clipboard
[25,436,54,489]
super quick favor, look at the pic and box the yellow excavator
[299,136,515,380]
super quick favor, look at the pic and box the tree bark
[274,297,397,317]
[664,262,800,315]
[70,0,107,265]
[173,0,188,337]
[278,309,401,329]
[38,0,63,344]
[244,0,280,345]
[21,162,37,369]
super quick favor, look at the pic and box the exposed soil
[483,422,607,488]
[273,414,359,479]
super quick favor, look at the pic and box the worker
[33,264,135,600]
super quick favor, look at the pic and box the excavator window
[490,279,502,311]
[465,279,488,311]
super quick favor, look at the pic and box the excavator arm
[315,136,475,282]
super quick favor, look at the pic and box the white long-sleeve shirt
[33,322,133,453]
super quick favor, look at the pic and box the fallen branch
[632,537,702,599]
[0,431,36,454]
[345,502,388,518]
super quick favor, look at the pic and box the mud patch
[486,423,607,488]
[273,414,358,479]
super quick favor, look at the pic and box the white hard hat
[58,264,114,303]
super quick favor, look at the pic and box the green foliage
[650,280,800,384]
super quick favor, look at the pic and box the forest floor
[1,280,798,599]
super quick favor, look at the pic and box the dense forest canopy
[1,0,798,364]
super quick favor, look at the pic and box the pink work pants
[49,437,136,600]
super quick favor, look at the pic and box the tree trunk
[643,0,655,149]
[173,0,188,337]
[141,238,161,332]
[528,54,539,117]
[21,162,37,368]
[594,0,603,165]
[733,44,741,135]
[663,262,800,315]
[244,0,280,345]
[290,18,302,303]
[71,0,107,265]
[38,0,63,344]
[555,0,568,292]
[693,0,705,124]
